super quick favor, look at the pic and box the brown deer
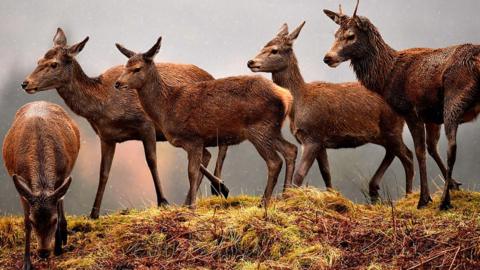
[323,1,472,209]
[248,21,416,201]
[114,37,297,207]
[22,28,229,218]
[3,101,80,269]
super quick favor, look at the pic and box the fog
[1,0,480,215]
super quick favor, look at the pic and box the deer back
[2,101,80,192]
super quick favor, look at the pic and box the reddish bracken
[115,37,297,207]
[22,28,228,219]
[323,1,475,209]
[2,101,80,269]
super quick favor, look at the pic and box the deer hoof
[439,199,453,211]
[89,209,100,220]
[210,183,230,198]
[158,198,169,207]
[448,179,462,191]
[370,195,380,205]
[417,196,433,209]
[220,183,230,198]
[23,260,33,270]
[54,245,63,256]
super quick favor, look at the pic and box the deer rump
[162,75,292,146]
[381,45,480,124]
[291,81,402,149]
[3,101,80,184]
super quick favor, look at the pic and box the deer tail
[273,84,294,119]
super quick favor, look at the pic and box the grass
[1,187,480,269]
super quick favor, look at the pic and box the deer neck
[350,27,397,96]
[136,67,170,127]
[271,53,306,100]
[56,60,109,120]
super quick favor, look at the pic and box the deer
[3,101,80,269]
[22,28,229,219]
[247,21,416,201]
[114,37,298,207]
[323,1,474,209]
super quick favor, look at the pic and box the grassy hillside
[1,188,480,269]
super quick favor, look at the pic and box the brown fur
[115,37,297,207]
[248,22,415,200]
[23,28,229,219]
[323,4,476,209]
[2,101,80,266]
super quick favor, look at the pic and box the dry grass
[1,187,480,269]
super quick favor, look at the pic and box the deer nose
[247,60,255,68]
[114,81,121,89]
[38,249,51,259]
[21,81,29,89]
[323,55,334,65]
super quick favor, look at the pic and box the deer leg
[54,199,67,256]
[248,132,283,207]
[426,123,461,190]
[21,200,32,270]
[293,143,320,187]
[214,145,228,179]
[210,145,229,196]
[274,136,298,191]
[368,150,395,204]
[90,140,116,219]
[142,136,169,207]
[316,148,332,189]
[406,119,432,208]
[393,142,415,196]
[440,117,460,210]
[184,143,204,208]
[194,148,212,193]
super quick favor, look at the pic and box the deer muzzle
[323,53,341,68]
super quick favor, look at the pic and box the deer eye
[271,49,279,55]
[346,34,355,41]
[50,62,58,69]
[133,67,141,73]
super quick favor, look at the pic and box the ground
[1,188,479,269]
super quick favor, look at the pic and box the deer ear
[53,28,67,47]
[354,17,368,31]
[115,43,135,58]
[50,177,72,201]
[323,9,347,25]
[13,175,34,202]
[143,37,162,61]
[288,21,305,41]
[67,36,89,57]
[276,23,289,37]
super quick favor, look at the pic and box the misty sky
[2,0,480,215]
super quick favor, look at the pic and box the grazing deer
[323,1,473,209]
[248,22,416,201]
[22,28,228,218]
[115,37,297,207]
[3,101,80,269]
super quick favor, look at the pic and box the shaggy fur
[23,28,228,219]
[115,37,297,207]
[2,101,80,268]
[248,22,417,201]
[323,5,478,209]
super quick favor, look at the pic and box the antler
[339,4,343,16]
[352,0,360,17]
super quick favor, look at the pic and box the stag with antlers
[324,1,476,209]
